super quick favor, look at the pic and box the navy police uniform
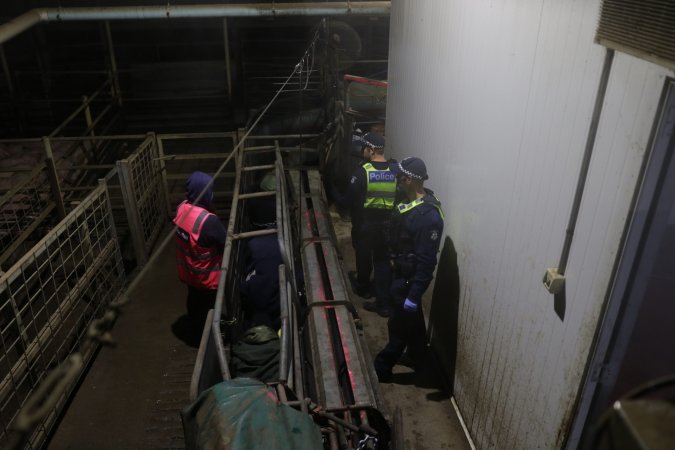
[333,133,395,316]
[374,159,444,381]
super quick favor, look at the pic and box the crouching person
[240,233,283,331]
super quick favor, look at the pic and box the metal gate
[0,178,126,449]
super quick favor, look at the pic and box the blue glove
[403,298,418,312]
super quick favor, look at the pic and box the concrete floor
[329,207,472,450]
[49,233,197,450]
[48,206,472,450]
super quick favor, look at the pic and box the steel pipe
[0,2,390,44]
[0,9,45,44]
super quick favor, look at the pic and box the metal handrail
[49,79,112,137]
[211,146,243,380]
[278,265,290,383]
[0,3,391,44]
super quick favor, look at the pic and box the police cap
[391,156,428,181]
[361,132,385,150]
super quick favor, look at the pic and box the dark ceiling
[0,1,390,138]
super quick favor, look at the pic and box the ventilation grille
[596,0,675,69]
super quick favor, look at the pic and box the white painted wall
[385,1,674,448]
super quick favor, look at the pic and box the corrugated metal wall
[385,1,674,448]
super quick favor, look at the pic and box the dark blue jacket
[240,234,283,328]
[394,190,444,305]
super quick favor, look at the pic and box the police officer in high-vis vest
[333,132,396,317]
[374,157,444,382]
[174,171,226,344]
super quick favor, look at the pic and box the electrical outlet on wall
[543,268,565,294]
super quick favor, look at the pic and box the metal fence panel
[118,134,168,264]
[0,181,126,449]
[0,164,54,270]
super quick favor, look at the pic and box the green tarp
[181,378,323,450]
[230,326,280,383]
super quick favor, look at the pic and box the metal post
[104,21,122,106]
[154,134,173,217]
[0,44,14,95]
[0,43,24,134]
[82,95,95,157]
[237,127,246,151]
[82,95,94,134]
[99,178,120,241]
[117,159,147,265]
[99,177,126,282]
[223,18,232,100]
[42,136,67,219]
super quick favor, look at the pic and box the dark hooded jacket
[184,171,226,249]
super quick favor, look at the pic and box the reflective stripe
[176,259,221,274]
[397,197,445,220]
[367,190,396,198]
[397,198,424,214]
[175,242,213,260]
[192,210,209,234]
[363,162,396,209]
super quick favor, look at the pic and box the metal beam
[0,2,391,44]
[223,18,232,100]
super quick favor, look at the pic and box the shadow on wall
[428,236,461,395]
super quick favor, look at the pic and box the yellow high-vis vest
[363,162,396,209]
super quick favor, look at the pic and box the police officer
[374,157,444,382]
[333,132,396,317]
[173,171,226,343]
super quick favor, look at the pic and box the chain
[357,434,378,450]
[6,294,129,449]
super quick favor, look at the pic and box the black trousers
[186,286,217,342]
[353,218,392,307]
[374,277,427,375]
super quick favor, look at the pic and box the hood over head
[186,171,214,208]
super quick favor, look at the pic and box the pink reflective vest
[173,201,222,290]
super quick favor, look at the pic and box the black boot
[364,301,391,318]
[348,271,371,298]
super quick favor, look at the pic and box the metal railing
[0,163,55,269]
[274,143,303,395]
[0,179,126,449]
[189,135,305,400]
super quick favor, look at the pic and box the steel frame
[0,179,126,449]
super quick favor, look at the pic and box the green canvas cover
[230,326,280,382]
[181,378,323,450]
